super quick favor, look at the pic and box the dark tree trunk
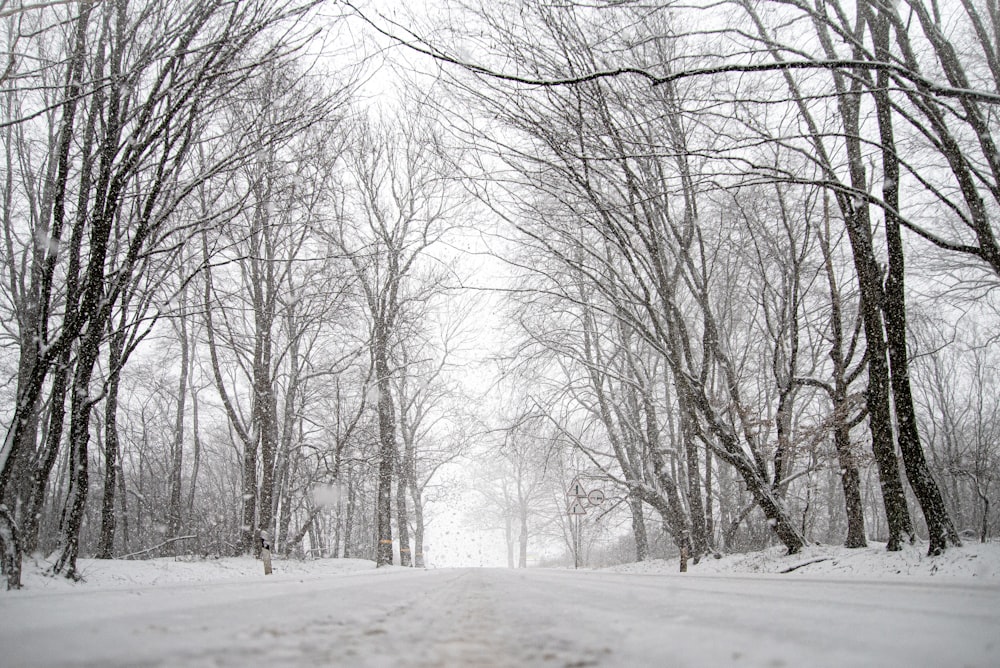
[0,5,93,566]
[683,424,708,561]
[704,446,714,548]
[343,465,356,559]
[166,307,189,549]
[675,370,806,553]
[867,2,960,556]
[395,451,411,567]
[744,0,912,552]
[203,233,256,555]
[374,328,396,567]
[0,506,20,590]
[834,420,867,548]
[628,491,648,562]
[21,362,71,556]
[841,129,912,551]
[116,449,129,554]
[52,338,102,580]
[830,9,913,551]
[408,466,426,568]
[250,223,278,550]
[96,324,126,559]
[817,210,869,549]
[186,385,201,520]
[240,432,258,555]
[4,354,40,538]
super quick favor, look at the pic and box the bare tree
[324,111,463,566]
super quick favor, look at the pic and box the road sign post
[565,478,607,569]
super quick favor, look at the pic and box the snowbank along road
[1,567,997,667]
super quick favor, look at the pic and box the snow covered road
[1,567,997,667]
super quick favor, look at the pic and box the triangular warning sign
[567,480,587,498]
[568,499,588,515]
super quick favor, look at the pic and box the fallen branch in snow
[781,558,832,573]
[121,535,197,560]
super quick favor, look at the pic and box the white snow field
[1,544,998,667]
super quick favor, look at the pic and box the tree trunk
[834,422,867,549]
[628,492,648,562]
[0,506,20,590]
[203,232,256,555]
[252,325,278,552]
[408,468,426,568]
[744,0,912,552]
[186,384,201,521]
[868,2,959,556]
[518,508,528,568]
[374,327,396,567]
[96,325,126,559]
[51,337,102,580]
[395,450,412,567]
[344,465,356,559]
[505,510,515,568]
[704,446,714,548]
[116,449,129,554]
[21,361,71,556]
[683,429,707,561]
[240,436,258,555]
[166,307,189,549]
[842,146,912,552]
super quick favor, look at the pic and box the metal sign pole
[574,514,580,569]
[566,477,605,571]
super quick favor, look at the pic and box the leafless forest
[1,0,998,589]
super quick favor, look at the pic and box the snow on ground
[603,540,1000,578]
[1,545,999,667]
[13,553,377,592]
[1,561,998,667]
[4,538,997,596]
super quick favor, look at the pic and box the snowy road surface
[1,567,997,667]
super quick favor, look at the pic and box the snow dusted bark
[679,391,708,561]
[836,48,914,554]
[374,337,396,567]
[166,296,189,550]
[0,506,19,590]
[186,383,201,526]
[97,320,127,559]
[814,207,868,549]
[51,339,100,579]
[628,492,648,562]
[0,0,93,590]
[404,438,427,568]
[739,1,914,550]
[395,445,412,567]
[866,2,960,556]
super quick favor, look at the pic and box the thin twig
[121,535,197,560]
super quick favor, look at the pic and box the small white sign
[587,489,605,505]
[568,499,588,515]
[567,480,587,498]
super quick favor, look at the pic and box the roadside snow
[10,554,377,593]
[5,539,997,596]
[603,540,1000,578]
